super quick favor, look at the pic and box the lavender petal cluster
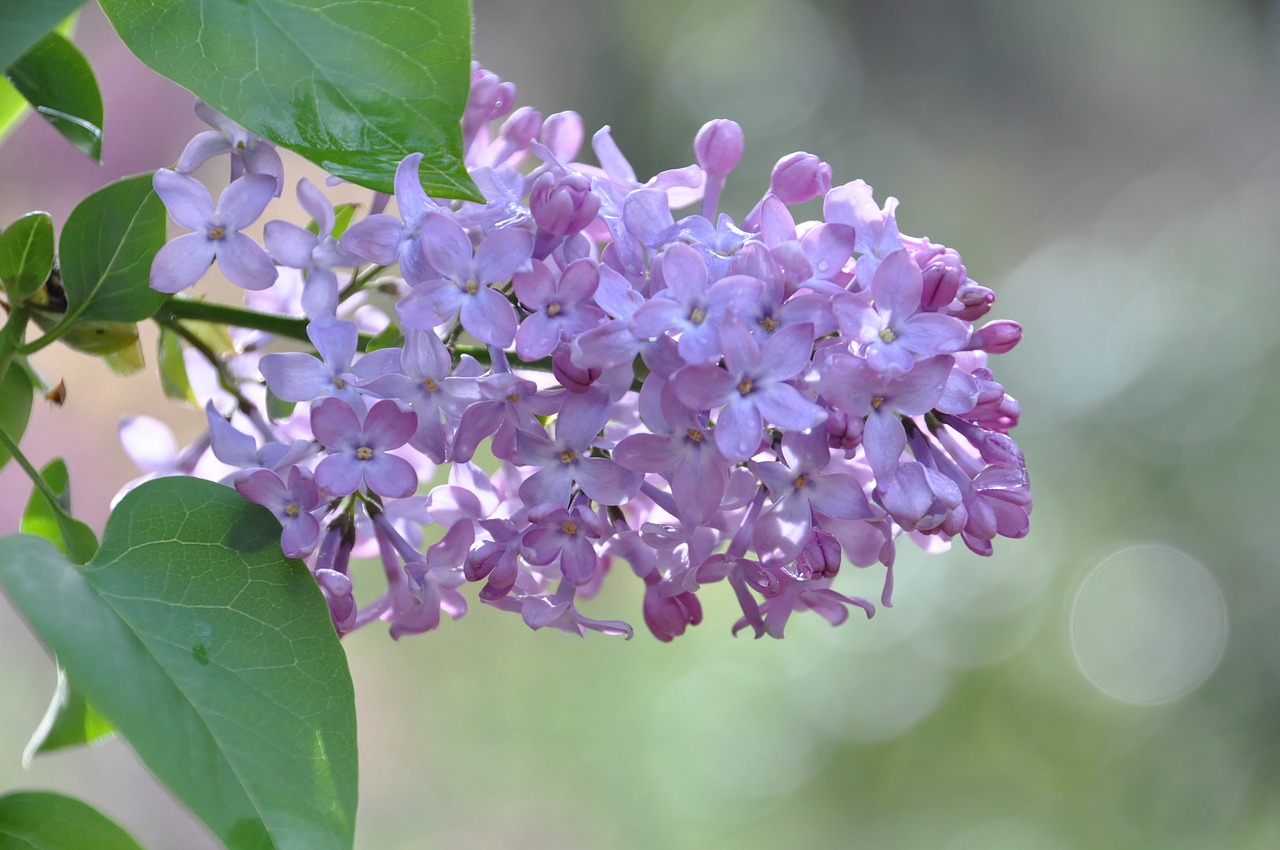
[137,65,1030,641]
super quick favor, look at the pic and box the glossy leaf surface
[0,477,358,850]
[98,0,480,199]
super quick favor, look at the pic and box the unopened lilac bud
[966,319,1022,354]
[497,107,542,153]
[530,171,599,236]
[950,283,995,321]
[920,252,965,312]
[694,119,744,177]
[642,574,703,642]
[316,568,357,632]
[541,110,584,162]
[552,347,601,392]
[825,407,864,452]
[797,529,841,579]
[770,152,832,205]
[464,68,516,143]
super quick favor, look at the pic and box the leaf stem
[0,422,62,511]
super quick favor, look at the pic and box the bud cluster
[127,63,1031,641]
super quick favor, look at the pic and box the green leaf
[98,0,480,200]
[266,387,297,422]
[365,323,403,353]
[0,77,30,147]
[20,458,97,564]
[157,325,194,403]
[0,791,144,850]
[23,666,116,763]
[57,173,166,326]
[5,32,103,161]
[0,477,358,850]
[0,212,53,301]
[331,203,359,240]
[0,360,34,473]
[0,1,85,71]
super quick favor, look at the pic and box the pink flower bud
[694,119,744,176]
[769,152,832,204]
[966,319,1022,354]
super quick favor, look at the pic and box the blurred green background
[2,0,1278,847]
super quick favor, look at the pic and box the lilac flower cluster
[136,65,1030,641]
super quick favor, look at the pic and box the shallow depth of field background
[2,1,1278,847]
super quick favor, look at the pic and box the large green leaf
[0,1,85,71]
[98,0,480,200]
[0,361,34,473]
[0,791,143,850]
[0,211,54,302]
[4,31,103,161]
[0,477,358,850]
[56,174,166,326]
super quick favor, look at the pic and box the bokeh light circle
[1070,544,1227,705]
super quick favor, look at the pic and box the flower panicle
[133,65,1030,641]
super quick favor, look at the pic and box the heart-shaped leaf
[0,211,54,302]
[57,173,167,327]
[0,791,144,850]
[0,477,358,850]
[98,0,480,199]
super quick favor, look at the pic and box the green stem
[338,264,388,302]
[0,422,62,510]
[156,297,376,351]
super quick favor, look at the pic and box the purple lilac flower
[835,248,970,376]
[672,318,827,461]
[136,65,1032,643]
[312,398,419,498]
[513,257,606,360]
[339,153,441,285]
[150,170,277,293]
[236,466,323,557]
[264,178,358,317]
[396,212,534,347]
[178,101,284,195]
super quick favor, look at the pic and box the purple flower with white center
[236,466,323,557]
[396,212,533,347]
[513,257,607,360]
[358,328,480,462]
[177,101,284,195]
[150,170,278,293]
[672,318,827,461]
[750,430,874,566]
[515,387,643,508]
[522,503,603,585]
[631,243,763,365]
[614,386,729,524]
[259,317,363,406]
[836,249,970,376]
[821,352,952,478]
[312,397,418,498]
[339,153,441,285]
[264,178,358,317]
